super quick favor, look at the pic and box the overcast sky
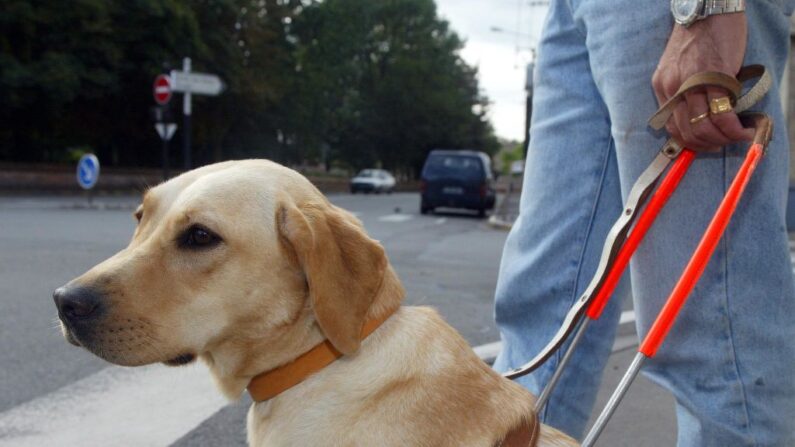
[434,0,549,142]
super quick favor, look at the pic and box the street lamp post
[491,25,540,155]
[524,61,534,158]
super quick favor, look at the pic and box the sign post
[180,58,191,170]
[169,57,224,170]
[155,122,177,180]
[152,72,175,180]
[151,105,177,180]
[76,154,100,207]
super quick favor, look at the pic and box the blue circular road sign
[76,154,100,190]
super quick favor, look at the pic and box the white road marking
[473,341,502,360]
[0,363,228,447]
[378,214,413,223]
[619,310,635,325]
[435,218,447,225]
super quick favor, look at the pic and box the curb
[487,189,517,230]
[487,214,514,230]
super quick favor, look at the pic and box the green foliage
[500,142,524,175]
[291,0,498,176]
[0,0,499,176]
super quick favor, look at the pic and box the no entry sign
[153,74,172,105]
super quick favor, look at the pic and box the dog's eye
[179,226,221,249]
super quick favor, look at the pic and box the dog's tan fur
[57,160,577,446]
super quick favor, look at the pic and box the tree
[291,0,498,177]
[0,0,300,167]
[0,0,498,175]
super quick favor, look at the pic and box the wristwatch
[671,0,746,27]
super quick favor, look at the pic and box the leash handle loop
[648,64,770,130]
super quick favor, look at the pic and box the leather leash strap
[247,310,395,402]
[495,415,540,447]
[648,64,770,130]
[504,65,771,381]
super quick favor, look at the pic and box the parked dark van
[420,150,496,217]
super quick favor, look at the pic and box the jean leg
[492,0,628,439]
[576,0,795,445]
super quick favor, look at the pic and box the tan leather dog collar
[247,310,395,402]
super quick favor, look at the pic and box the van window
[423,155,484,180]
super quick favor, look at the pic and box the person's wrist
[675,10,746,33]
[671,0,746,27]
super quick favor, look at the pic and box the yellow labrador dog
[53,160,577,447]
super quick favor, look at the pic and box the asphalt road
[0,192,677,446]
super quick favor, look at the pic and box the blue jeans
[493,1,795,445]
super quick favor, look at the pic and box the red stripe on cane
[586,149,697,320]
[639,143,764,358]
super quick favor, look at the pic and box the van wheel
[421,205,432,215]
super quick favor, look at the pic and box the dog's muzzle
[54,286,105,345]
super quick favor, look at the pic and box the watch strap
[702,0,745,17]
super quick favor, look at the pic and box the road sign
[153,74,172,105]
[155,123,178,141]
[171,57,225,170]
[169,70,224,96]
[76,154,100,190]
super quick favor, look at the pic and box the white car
[350,169,396,194]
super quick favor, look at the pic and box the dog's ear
[278,201,387,354]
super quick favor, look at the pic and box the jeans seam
[721,150,755,446]
[564,0,587,38]
[541,135,614,423]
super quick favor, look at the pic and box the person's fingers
[665,121,682,143]
[671,97,720,152]
[684,89,733,148]
[651,70,753,151]
[705,86,755,142]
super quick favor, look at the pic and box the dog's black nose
[54,286,102,321]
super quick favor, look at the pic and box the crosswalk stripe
[378,214,413,223]
[0,363,227,447]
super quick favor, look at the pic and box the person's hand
[652,13,755,152]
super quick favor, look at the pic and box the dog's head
[54,160,402,372]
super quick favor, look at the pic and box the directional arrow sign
[76,154,100,190]
[155,123,178,141]
[169,70,224,96]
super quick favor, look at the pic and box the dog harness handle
[503,65,771,382]
[583,113,772,447]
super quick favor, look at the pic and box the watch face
[671,0,700,25]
